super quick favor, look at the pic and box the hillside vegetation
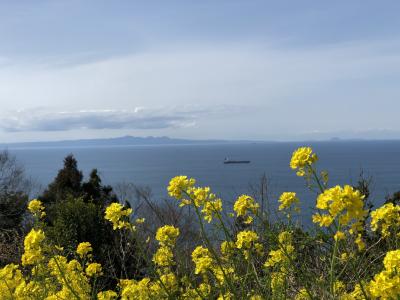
[1,147,400,299]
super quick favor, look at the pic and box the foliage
[41,155,117,207]
[45,196,112,254]
[40,155,84,205]
[2,147,400,299]
[37,155,143,289]
[0,150,31,231]
[0,150,32,266]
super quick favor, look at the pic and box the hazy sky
[1,1,400,142]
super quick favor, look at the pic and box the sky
[1,1,400,142]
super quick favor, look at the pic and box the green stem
[1,277,16,300]
[126,224,174,300]
[309,166,325,193]
[53,256,82,300]
[192,205,238,299]
[329,224,340,296]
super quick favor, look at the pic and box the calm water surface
[8,141,400,217]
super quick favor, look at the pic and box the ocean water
[8,140,400,218]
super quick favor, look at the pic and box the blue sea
[8,140,400,218]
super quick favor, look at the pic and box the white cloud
[0,108,193,132]
[0,105,250,133]
[0,38,400,140]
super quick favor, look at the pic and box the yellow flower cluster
[370,202,400,238]
[168,176,223,223]
[47,255,92,299]
[153,246,174,268]
[191,245,235,285]
[265,231,295,296]
[182,282,211,299]
[27,199,46,219]
[278,192,300,211]
[0,229,107,299]
[265,231,294,268]
[341,282,368,300]
[167,175,196,200]
[220,241,235,259]
[312,185,367,245]
[290,147,318,176]
[155,225,180,247]
[76,242,93,258]
[21,228,45,266]
[233,194,259,224]
[236,230,263,260]
[119,273,178,299]
[192,246,214,275]
[86,263,103,277]
[295,288,310,300]
[201,195,223,223]
[104,202,133,230]
[153,225,179,273]
[0,264,24,299]
[334,230,346,241]
[368,249,400,298]
[97,290,118,300]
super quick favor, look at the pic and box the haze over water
[9,140,400,219]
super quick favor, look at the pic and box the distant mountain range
[2,135,398,149]
[0,136,255,149]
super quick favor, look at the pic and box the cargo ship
[223,158,250,164]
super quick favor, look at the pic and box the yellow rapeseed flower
[97,290,118,300]
[368,249,400,298]
[236,230,262,259]
[192,246,213,275]
[334,231,346,241]
[104,202,133,230]
[295,288,311,300]
[383,249,400,271]
[155,225,180,247]
[167,175,196,200]
[0,264,25,297]
[290,147,318,176]
[278,192,300,211]
[202,198,223,223]
[21,228,45,266]
[153,246,174,268]
[135,218,146,224]
[120,278,152,299]
[313,185,367,235]
[86,263,103,277]
[76,242,93,258]
[27,199,46,218]
[270,271,285,294]
[233,194,259,224]
[355,234,366,251]
[220,241,236,258]
[370,202,400,238]
[265,231,294,268]
[236,230,259,249]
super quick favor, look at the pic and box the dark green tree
[45,196,113,255]
[0,150,30,231]
[385,191,400,206]
[40,155,143,288]
[40,154,83,205]
[0,192,28,230]
[82,169,118,207]
[0,150,31,266]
